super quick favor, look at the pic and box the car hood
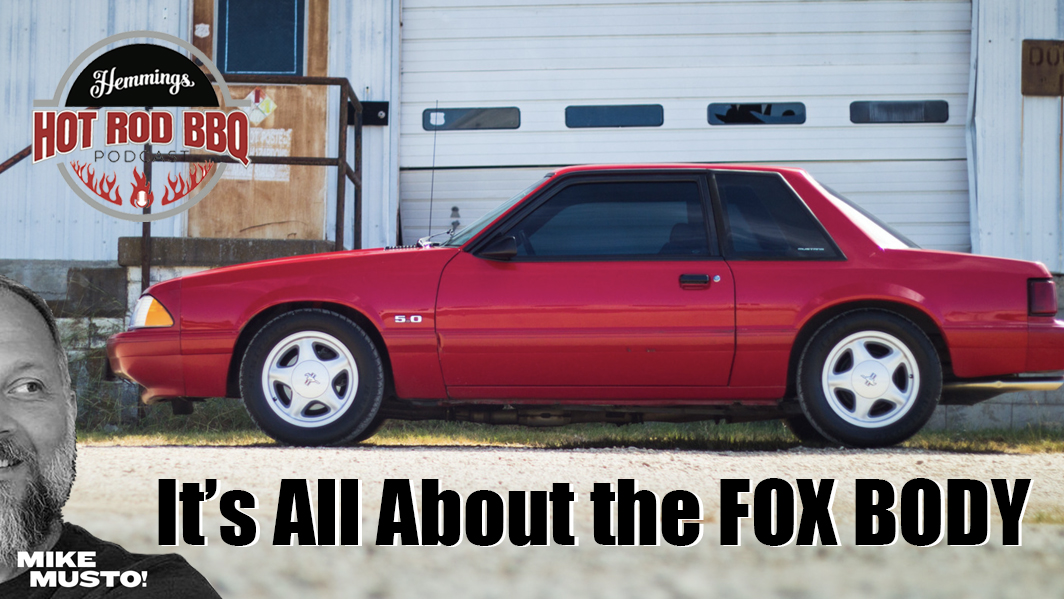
[146,246,459,297]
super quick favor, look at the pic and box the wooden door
[187,0,331,240]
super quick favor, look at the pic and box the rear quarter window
[715,172,841,260]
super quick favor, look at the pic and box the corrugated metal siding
[969,0,1064,271]
[400,168,557,241]
[398,0,972,249]
[0,0,188,262]
[327,0,401,249]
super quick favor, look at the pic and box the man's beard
[0,433,76,565]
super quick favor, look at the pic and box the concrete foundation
[0,259,126,317]
[116,236,336,268]
[926,391,1064,431]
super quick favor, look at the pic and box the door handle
[679,274,711,288]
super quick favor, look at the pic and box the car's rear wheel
[240,309,384,446]
[797,310,941,448]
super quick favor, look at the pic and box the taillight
[1029,279,1058,316]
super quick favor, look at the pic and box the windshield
[442,174,552,247]
[820,184,921,250]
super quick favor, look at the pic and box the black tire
[348,414,388,444]
[797,310,941,448]
[784,415,834,445]
[239,309,385,446]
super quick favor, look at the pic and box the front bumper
[107,329,185,403]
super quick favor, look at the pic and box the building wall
[7,0,1064,269]
[0,0,188,262]
[969,0,1064,272]
[398,0,973,250]
[0,0,400,262]
[327,0,402,249]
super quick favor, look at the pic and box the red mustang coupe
[108,164,1064,447]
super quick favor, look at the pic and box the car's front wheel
[797,310,941,448]
[784,415,833,445]
[240,309,385,446]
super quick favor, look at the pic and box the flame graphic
[162,163,215,206]
[69,161,216,209]
[70,161,122,205]
[130,167,154,208]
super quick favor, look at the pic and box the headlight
[129,295,174,329]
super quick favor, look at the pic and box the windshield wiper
[417,228,455,248]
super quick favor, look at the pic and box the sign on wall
[1022,39,1064,96]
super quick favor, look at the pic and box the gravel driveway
[66,445,1064,598]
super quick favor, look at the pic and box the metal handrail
[0,145,31,176]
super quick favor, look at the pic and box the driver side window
[507,180,713,259]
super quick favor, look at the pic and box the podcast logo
[32,31,252,222]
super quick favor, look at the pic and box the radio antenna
[428,100,439,236]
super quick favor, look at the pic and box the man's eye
[12,381,44,394]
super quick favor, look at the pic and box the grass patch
[76,398,1064,454]
[77,430,272,446]
[78,411,799,450]
[364,421,1064,453]
[77,397,273,446]
[902,426,1064,454]
[365,420,799,451]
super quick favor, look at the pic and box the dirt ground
[65,445,1064,598]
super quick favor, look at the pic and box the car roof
[549,163,809,177]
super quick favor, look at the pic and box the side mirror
[478,236,518,261]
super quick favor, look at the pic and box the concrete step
[117,236,336,268]
[0,260,127,318]
[52,266,127,318]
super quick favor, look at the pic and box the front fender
[179,247,460,399]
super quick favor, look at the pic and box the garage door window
[422,108,521,130]
[708,103,806,125]
[716,172,840,260]
[507,181,713,259]
[565,105,664,128]
[850,101,949,124]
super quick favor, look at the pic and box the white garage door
[399,0,972,251]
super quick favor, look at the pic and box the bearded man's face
[0,293,77,564]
